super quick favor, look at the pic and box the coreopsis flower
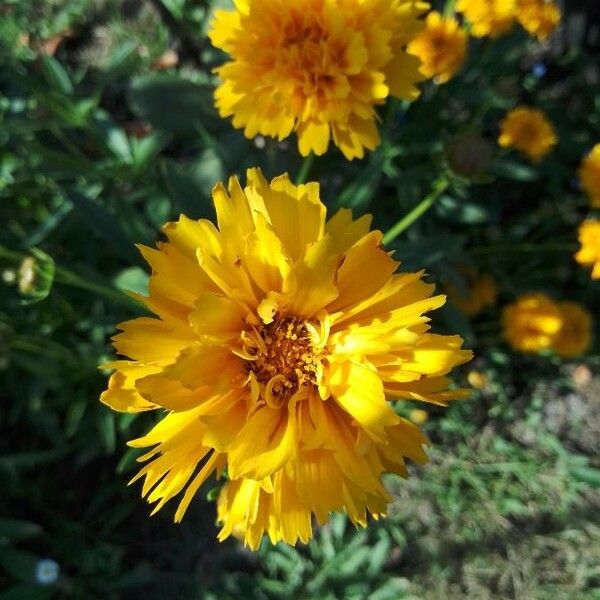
[208,0,428,160]
[446,270,497,317]
[498,107,557,162]
[575,220,600,280]
[551,302,593,359]
[456,0,516,38]
[407,12,468,84]
[516,0,561,41]
[578,144,600,208]
[502,293,562,353]
[100,169,472,549]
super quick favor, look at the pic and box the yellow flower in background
[498,107,557,162]
[208,0,428,160]
[516,0,561,41]
[551,302,593,359]
[407,11,468,84]
[579,144,600,208]
[100,169,472,549]
[502,293,562,353]
[446,270,497,317]
[456,0,516,38]
[575,220,600,280]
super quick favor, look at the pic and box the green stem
[0,244,141,310]
[296,153,316,184]
[443,0,456,16]
[383,179,449,245]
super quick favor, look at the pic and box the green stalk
[0,245,141,310]
[383,179,449,245]
[296,153,316,184]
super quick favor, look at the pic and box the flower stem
[383,179,449,245]
[0,244,142,310]
[296,153,316,184]
[443,0,456,16]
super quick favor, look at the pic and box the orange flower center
[243,317,321,404]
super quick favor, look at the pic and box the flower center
[243,317,322,406]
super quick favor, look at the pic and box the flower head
[575,220,600,280]
[578,144,600,208]
[498,106,557,162]
[456,0,516,38]
[551,301,593,359]
[208,0,428,160]
[502,293,562,353]
[407,11,468,84]
[100,169,472,548]
[446,270,497,317]
[516,0,561,41]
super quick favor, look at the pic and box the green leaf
[436,195,490,224]
[569,466,600,488]
[66,190,138,261]
[40,55,73,95]
[128,73,217,134]
[96,411,116,455]
[0,548,38,582]
[160,154,219,219]
[113,267,149,296]
[0,584,53,600]
[0,519,43,543]
[490,159,539,182]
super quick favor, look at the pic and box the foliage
[1,0,599,598]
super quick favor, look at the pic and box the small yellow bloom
[578,144,600,208]
[407,11,468,84]
[516,0,561,41]
[100,168,472,549]
[208,0,428,160]
[502,293,562,353]
[575,220,600,280]
[467,370,488,390]
[551,302,593,359]
[498,106,557,162]
[456,0,516,38]
[446,270,497,317]
[409,408,429,425]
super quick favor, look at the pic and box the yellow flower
[409,408,429,425]
[578,144,600,208]
[407,11,468,84]
[575,220,600,280]
[516,0,561,41]
[502,293,562,353]
[456,0,516,38]
[467,370,489,390]
[100,169,472,549]
[498,106,557,162]
[446,269,497,317]
[208,0,428,160]
[551,302,593,359]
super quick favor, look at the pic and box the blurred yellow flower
[407,11,468,84]
[516,0,561,41]
[409,408,429,425]
[579,144,600,208]
[467,370,489,390]
[498,107,557,162]
[502,293,562,353]
[551,302,593,359]
[575,220,600,280]
[446,270,497,317]
[456,0,516,38]
[208,0,428,160]
[100,168,472,549]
